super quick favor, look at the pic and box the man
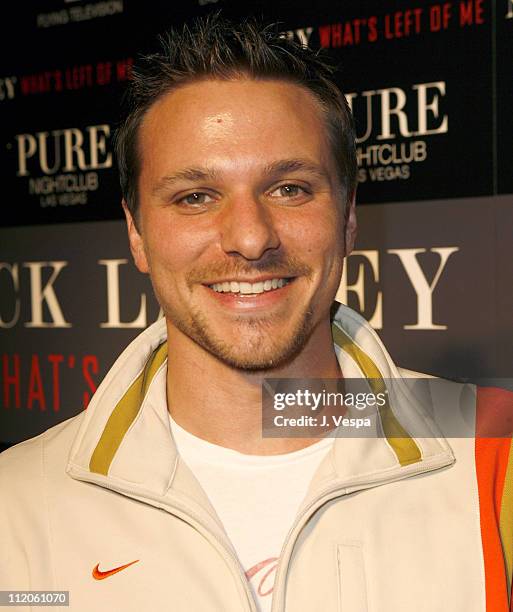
[1,14,512,612]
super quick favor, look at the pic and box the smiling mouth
[206,277,295,295]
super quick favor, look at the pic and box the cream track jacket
[1,303,512,611]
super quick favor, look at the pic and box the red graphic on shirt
[245,557,279,596]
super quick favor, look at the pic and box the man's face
[126,78,356,370]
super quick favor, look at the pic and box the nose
[219,194,281,260]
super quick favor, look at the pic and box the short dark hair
[115,13,357,222]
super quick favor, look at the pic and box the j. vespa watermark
[272,387,385,429]
[261,377,513,439]
[261,378,384,438]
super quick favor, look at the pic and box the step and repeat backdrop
[1,0,512,446]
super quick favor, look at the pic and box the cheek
[284,211,345,300]
[144,218,209,280]
[282,209,344,262]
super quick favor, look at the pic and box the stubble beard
[162,299,316,372]
[153,252,320,370]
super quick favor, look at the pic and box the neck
[166,318,342,455]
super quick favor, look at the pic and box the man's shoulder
[397,366,452,381]
[398,367,513,441]
[397,366,476,395]
[399,367,513,403]
[396,366,473,400]
[0,413,84,488]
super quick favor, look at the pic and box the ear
[343,190,357,257]
[122,200,149,274]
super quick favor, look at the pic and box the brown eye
[281,185,299,197]
[179,192,213,205]
[269,184,306,198]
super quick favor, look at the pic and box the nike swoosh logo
[92,560,139,580]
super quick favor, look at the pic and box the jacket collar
[67,303,454,509]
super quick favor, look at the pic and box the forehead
[138,78,333,180]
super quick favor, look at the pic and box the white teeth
[209,278,291,294]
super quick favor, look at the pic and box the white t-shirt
[168,414,334,612]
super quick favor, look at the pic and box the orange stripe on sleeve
[475,386,513,612]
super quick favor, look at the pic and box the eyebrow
[263,159,331,182]
[152,167,219,196]
[151,158,331,196]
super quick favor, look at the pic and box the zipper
[69,450,453,612]
[270,452,455,612]
[67,465,258,612]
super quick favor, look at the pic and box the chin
[205,346,299,372]
[194,317,315,372]
[217,347,295,371]
[163,299,317,370]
